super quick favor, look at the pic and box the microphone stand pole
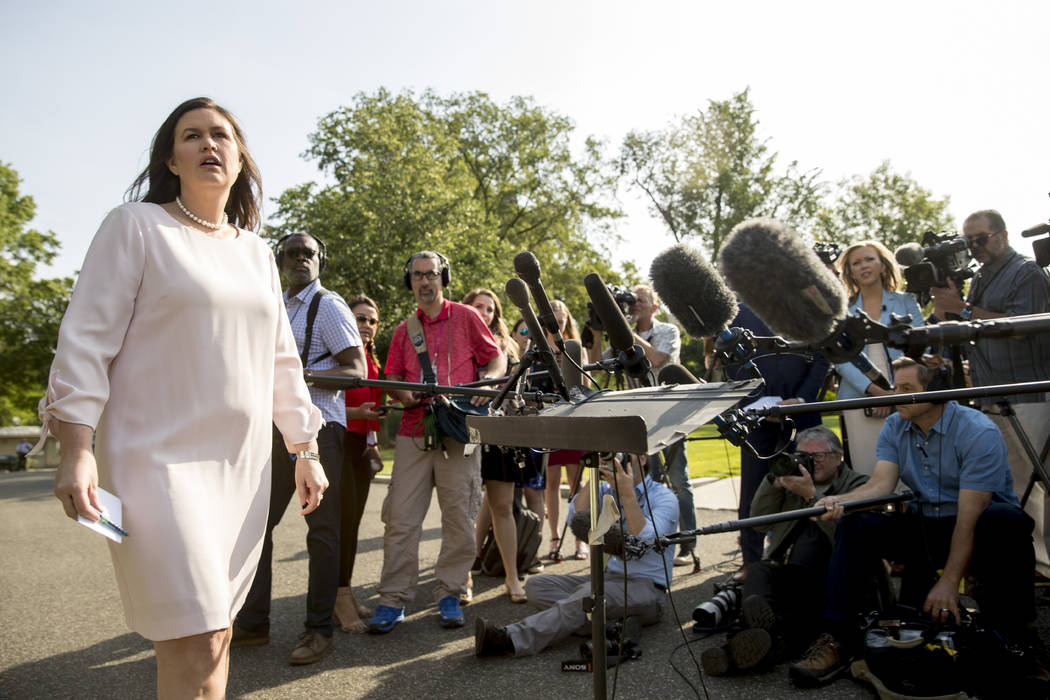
[582,452,607,698]
[655,492,912,548]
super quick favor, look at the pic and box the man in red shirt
[368,251,505,633]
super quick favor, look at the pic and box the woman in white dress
[41,97,327,698]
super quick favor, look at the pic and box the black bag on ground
[856,606,1040,699]
[479,503,542,577]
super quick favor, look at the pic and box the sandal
[572,541,589,560]
[547,537,562,561]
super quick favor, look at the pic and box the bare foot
[347,588,372,620]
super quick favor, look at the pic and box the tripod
[991,400,1050,509]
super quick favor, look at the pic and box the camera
[768,450,816,479]
[898,231,975,307]
[580,616,642,664]
[692,581,741,629]
[813,242,843,270]
[586,284,637,332]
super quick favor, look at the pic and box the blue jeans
[650,440,696,552]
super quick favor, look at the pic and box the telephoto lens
[692,582,741,630]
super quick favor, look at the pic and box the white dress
[39,202,321,640]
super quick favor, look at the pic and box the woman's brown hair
[126,97,262,230]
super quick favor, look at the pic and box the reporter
[464,288,537,602]
[834,240,924,475]
[334,295,387,632]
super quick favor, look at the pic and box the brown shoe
[789,632,846,687]
[475,617,514,657]
[289,629,333,666]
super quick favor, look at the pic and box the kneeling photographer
[475,455,678,658]
[701,426,868,675]
[789,357,1036,689]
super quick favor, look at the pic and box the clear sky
[2,0,1048,281]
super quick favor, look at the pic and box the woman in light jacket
[834,240,924,475]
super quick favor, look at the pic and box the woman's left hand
[295,456,328,515]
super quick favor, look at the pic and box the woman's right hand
[54,449,102,522]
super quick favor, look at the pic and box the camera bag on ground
[404,313,487,446]
[478,502,543,577]
[852,605,1042,699]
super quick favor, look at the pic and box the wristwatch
[295,450,321,462]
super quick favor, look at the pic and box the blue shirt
[283,279,361,427]
[876,401,1019,517]
[568,474,679,586]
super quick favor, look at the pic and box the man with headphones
[233,232,366,665]
[368,250,505,634]
[789,356,1034,687]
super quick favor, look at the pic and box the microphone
[719,218,846,344]
[1022,222,1050,238]
[514,251,564,351]
[584,272,651,382]
[719,218,891,390]
[505,278,570,401]
[657,363,702,386]
[561,339,583,391]
[649,243,738,338]
[893,242,926,267]
[894,237,968,267]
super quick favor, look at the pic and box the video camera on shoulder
[768,450,815,479]
[586,284,636,332]
[896,231,975,306]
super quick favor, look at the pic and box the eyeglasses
[284,246,318,260]
[799,451,838,461]
[517,327,528,336]
[966,231,999,249]
[410,270,441,281]
[355,314,378,327]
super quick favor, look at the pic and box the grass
[375,415,842,481]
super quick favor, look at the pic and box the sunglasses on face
[967,231,998,249]
[410,270,441,281]
[284,246,318,260]
[355,314,378,327]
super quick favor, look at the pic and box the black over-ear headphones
[274,232,327,273]
[403,251,451,290]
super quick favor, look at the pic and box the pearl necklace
[176,196,228,231]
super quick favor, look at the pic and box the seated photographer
[703,426,869,675]
[475,455,678,657]
[789,356,1035,687]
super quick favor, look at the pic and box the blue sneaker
[367,605,405,634]
[437,595,465,628]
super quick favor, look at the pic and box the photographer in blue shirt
[789,356,1034,687]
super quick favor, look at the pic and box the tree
[813,160,954,250]
[621,88,824,258]
[0,162,73,424]
[269,89,623,350]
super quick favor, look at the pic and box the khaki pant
[989,402,1050,577]
[377,435,482,608]
[507,573,665,656]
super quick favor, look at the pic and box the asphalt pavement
[2,468,1046,699]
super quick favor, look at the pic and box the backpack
[478,503,542,577]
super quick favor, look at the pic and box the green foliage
[620,88,824,258]
[0,162,73,424]
[269,89,624,351]
[814,160,954,249]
